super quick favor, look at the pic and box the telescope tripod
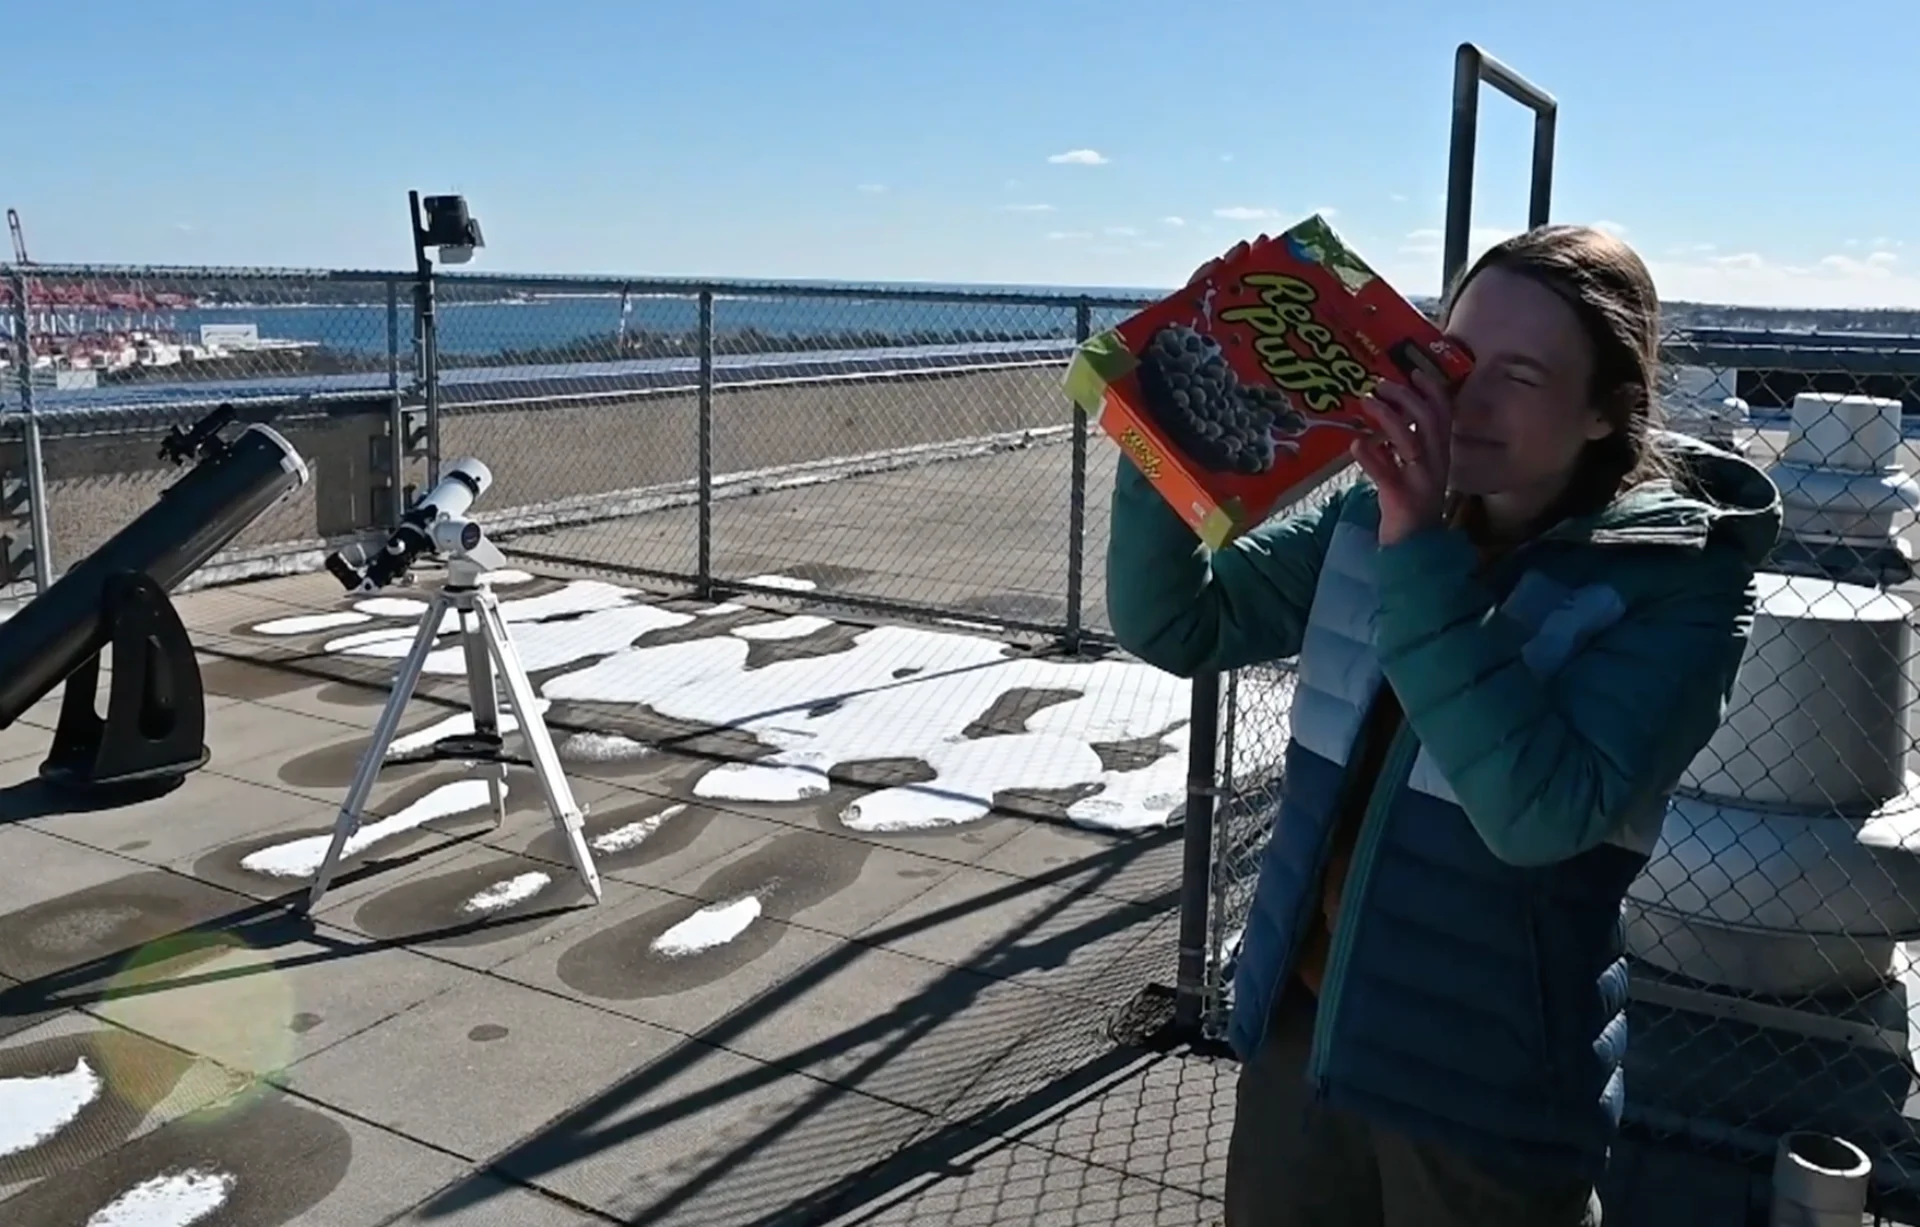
[302,558,603,914]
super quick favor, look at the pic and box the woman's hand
[1352,370,1453,546]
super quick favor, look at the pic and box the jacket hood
[1556,429,1783,565]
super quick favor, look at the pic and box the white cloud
[1002,203,1055,213]
[1594,219,1629,236]
[1389,192,1409,203]
[1048,149,1108,165]
[1046,230,1093,241]
[856,184,887,194]
[1162,216,1187,228]
[1645,248,1919,307]
[1214,206,1281,222]
[1104,225,1140,237]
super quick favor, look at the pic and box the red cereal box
[1065,213,1474,548]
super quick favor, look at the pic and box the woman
[1107,225,1782,1226]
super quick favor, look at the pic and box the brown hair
[1441,224,1676,524]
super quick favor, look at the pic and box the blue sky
[11,0,1917,307]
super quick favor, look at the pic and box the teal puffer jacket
[1106,431,1782,1182]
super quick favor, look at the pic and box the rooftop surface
[0,557,1230,1226]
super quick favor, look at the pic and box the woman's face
[1441,265,1616,505]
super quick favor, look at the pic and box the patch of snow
[732,615,834,641]
[240,778,504,879]
[86,1168,235,1227]
[252,610,372,636]
[936,617,1003,634]
[697,603,745,616]
[461,871,551,914]
[387,700,551,759]
[591,804,685,854]
[560,731,653,763]
[651,896,761,955]
[321,580,1287,833]
[485,569,536,586]
[0,1056,101,1157]
[693,762,829,803]
[542,620,1193,829]
[354,596,430,620]
[333,603,693,674]
[742,574,817,592]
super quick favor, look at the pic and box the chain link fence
[1192,325,1920,1212]
[1,264,419,601]
[15,249,1920,1210]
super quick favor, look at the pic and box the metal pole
[410,190,442,488]
[1442,43,1559,291]
[1174,669,1222,1036]
[1064,298,1092,651]
[697,289,715,597]
[385,280,405,521]
[10,269,50,592]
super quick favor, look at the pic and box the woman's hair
[1441,224,1676,520]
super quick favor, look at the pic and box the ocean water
[173,288,1157,359]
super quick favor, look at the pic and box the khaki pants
[1224,985,1602,1227]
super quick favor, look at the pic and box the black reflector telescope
[0,408,309,792]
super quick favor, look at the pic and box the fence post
[413,240,442,488]
[9,269,50,593]
[1174,668,1222,1036]
[1064,298,1092,651]
[1442,43,1558,289]
[384,281,406,522]
[697,288,715,598]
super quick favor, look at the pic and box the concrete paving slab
[971,823,1186,909]
[488,879,872,1033]
[865,865,1170,1002]
[0,1013,252,1200]
[284,974,678,1163]
[0,846,254,985]
[18,769,340,869]
[1002,1051,1234,1199]
[700,930,1130,1125]
[421,1042,947,1227]
[0,1078,474,1227]
[315,841,649,974]
[486,791,781,895]
[387,1173,610,1226]
[86,920,478,1078]
[814,1126,1221,1227]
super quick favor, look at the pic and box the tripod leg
[474,593,603,903]
[304,591,448,914]
[457,599,509,828]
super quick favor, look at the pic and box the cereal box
[1064,213,1475,549]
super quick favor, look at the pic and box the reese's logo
[1217,273,1373,414]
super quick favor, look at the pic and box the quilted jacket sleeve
[1372,526,1758,867]
[1105,457,1345,678]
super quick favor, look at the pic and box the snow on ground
[250,579,1294,834]
[84,1168,235,1227]
[462,871,553,914]
[652,896,763,955]
[0,1056,101,1158]
[241,779,504,879]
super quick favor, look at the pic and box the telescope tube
[0,423,310,729]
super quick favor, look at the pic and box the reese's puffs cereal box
[1064,213,1474,548]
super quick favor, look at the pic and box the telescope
[324,458,493,592]
[301,455,604,913]
[0,405,310,793]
